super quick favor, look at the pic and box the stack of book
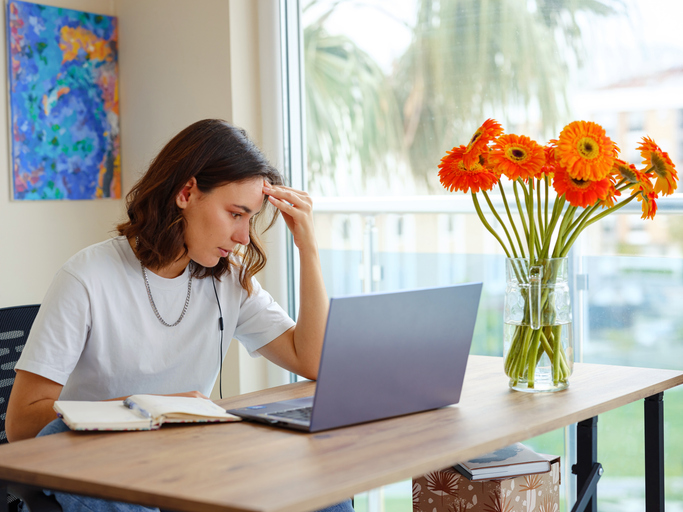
[454,442,552,481]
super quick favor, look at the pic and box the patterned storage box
[413,456,560,512]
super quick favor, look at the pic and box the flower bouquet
[438,119,678,391]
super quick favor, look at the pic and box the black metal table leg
[645,392,665,512]
[572,416,601,512]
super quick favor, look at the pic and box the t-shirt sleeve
[15,269,91,385]
[234,277,295,357]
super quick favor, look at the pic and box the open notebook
[54,394,241,431]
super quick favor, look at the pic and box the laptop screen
[309,282,482,431]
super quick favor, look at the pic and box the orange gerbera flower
[552,167,611,208]
[612,158,640,183]
[557,120,616,181]
[540,140,560,177]
[612,158,654,195]
[489,134,545,181]
[599,180,621,208]
[637,190,658,220]
[637,136,678,195]
[462,119,503,169]
[439,145,499,193]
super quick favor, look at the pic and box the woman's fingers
[267,194,295,214]
[264,185,317,251]
[275,184,311,196]
[264,185,311,210]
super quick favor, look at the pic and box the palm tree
[303,0,619,192]
[303,3,405,195]
[393,0,618,188]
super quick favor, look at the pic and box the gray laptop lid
[309,282,482,431]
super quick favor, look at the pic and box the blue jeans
[29,419,354,512]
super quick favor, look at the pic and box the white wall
[0,0,237,308]
[116,0,234,183]
[0,0,121,309]
[0,0,286,397]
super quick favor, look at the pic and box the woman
[6,119,353,512]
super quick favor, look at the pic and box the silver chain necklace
[140,262,192,327]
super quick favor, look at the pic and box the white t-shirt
[16,236,295,400]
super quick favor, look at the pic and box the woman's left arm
[256,184,328,380]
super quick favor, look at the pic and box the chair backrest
[0,304,40,444]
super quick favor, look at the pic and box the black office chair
[0,304,62,512]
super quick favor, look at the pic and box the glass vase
[503,257,574,392]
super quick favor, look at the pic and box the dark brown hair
[117,119,284,294]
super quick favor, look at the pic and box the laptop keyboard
[266,406,312,422]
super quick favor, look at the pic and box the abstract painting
[7,0,120,200]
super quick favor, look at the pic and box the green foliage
[303,6,405,194]
[304,0,619,192]
[394,0,619,186]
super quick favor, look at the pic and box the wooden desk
[1,356,682,512]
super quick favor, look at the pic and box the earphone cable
[211,272,225,399]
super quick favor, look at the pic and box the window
[282,1,683,510]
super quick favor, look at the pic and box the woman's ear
[176,177,198,209]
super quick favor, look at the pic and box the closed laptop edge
[226,282,482,432]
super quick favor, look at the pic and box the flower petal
[557,121,616,181]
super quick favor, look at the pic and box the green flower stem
[482,190,519,258]
[498,183,526,258]
[552,326,563,384]
[547,325,570,384]
[560,207,577,252]
[504,251,530,289]
[523,180,542,259]
[498,176,631,391]
[498,177,639,391]
[504,324,570,387]
[507,295,532,384]
[616,182,635,193]
[540,328,553,358]
[567,204,598,234]
[515,327,534,384]
[559,194,638,257]
[505,326,525,375]
[557,184,636,258]
[537,179,544,241]
[539,195,566,259]
[471,192,511,257]
[552,205,576,258]
[550,326,571,377]
[513,181,530,247]
[544,177,550,233]
[526,328,543,387]
[518,179,536,262]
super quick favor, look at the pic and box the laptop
[226,282,482,432]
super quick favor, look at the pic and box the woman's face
[175,177,264,273]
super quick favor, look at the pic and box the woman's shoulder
[211,262,243,293]
[211,258,265,299]
[61,236,134,280]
